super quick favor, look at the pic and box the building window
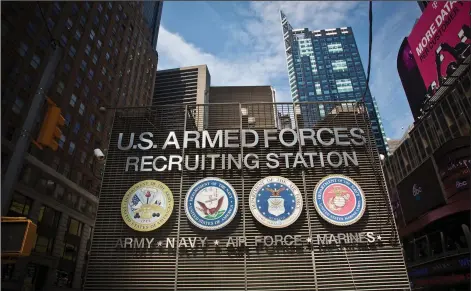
[100,25,105,35]
[79,103,85,115]
[59,34,67,47]
[8,193,32,217]
[327,43,343,53]
[67,218,83,236]
[64,113,71,126]
[62,243,78,263]
[74,29,82,41]
[66,18,73,30]
[96,121,102,132]
[59,134,66,148]
[93,16,99,26]
[69,94,77,107]
[332,60,348,72]
[56,82,65,95]
[89,29,95,40]
[83,85,90,97]
[97,40,102,50]
[18,42,28,56]
[38,205,61,228]
[105,52,110,61]
[64,63,71,73]
[54,270,73,288]
[87,69,94,80]
[30,54,41,69]
[34,236,54,254]
[68,142,75,155]
[73,122,80,134]
[80,60,87,71]
[85,132,91,144]
[97,3,103,13]
[84,1,91,12]
[71,3,79,14]
[92,54,98,65]
[89,114,95,126]
[101,67,106,75]
[97,81,103,91]
[85,44,91,56]
[80,15,87,27]
[336,79,354,93]
[12,97,24,114]
[68,46,76,58]
[75,76,82,88]
[104,14,109,23]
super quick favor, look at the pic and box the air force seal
[249,176,303,228]
[185,177,238,230]
[121,180,174,232]
[313,175,366,226]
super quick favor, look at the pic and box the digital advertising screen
[408,1,471,91]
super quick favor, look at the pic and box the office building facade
[1,2,157,290]
[152,65,210,106]
[208,86,277,129]
[383,62,470,290]
[280,11,388,154]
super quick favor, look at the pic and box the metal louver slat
[84,102,410,291]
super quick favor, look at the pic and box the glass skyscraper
[143,1,164,50]
[280,11,388,154]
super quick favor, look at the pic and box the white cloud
[157,2,364,103]
[157,1,419,137]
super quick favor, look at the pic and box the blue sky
[157,1,422,139]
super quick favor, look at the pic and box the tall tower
[142,1,163,51]
[280,11,388,154]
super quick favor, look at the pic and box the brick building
[1,1,159,290]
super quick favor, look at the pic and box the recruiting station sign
[84,105,410,290]
[407,1,471,90]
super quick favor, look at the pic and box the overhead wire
[36,2,58,49]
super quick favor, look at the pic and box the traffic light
[1,217,37,257]
[36,101,65,151]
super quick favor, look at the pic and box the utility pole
[2,47,63,214]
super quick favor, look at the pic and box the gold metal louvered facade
[84,102,410,291]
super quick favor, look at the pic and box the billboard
[397,158,446,223]
[434,136,470,200]
[408,1,471,93]
[84,103,410,290]
[397,37,428,120]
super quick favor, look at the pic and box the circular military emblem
[185,177,238,230]
[121,180,174,232]
[313,175,366,226]
[249,176,303,228]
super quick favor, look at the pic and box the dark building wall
[397,37,428,121]
[1,2,156,290]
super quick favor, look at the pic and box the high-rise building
[1,2,157,290]
[208,86,277,129]
[280,11,388,154]
[152,65,210,106]
[142,1,163,50]
[382,66,470,289]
